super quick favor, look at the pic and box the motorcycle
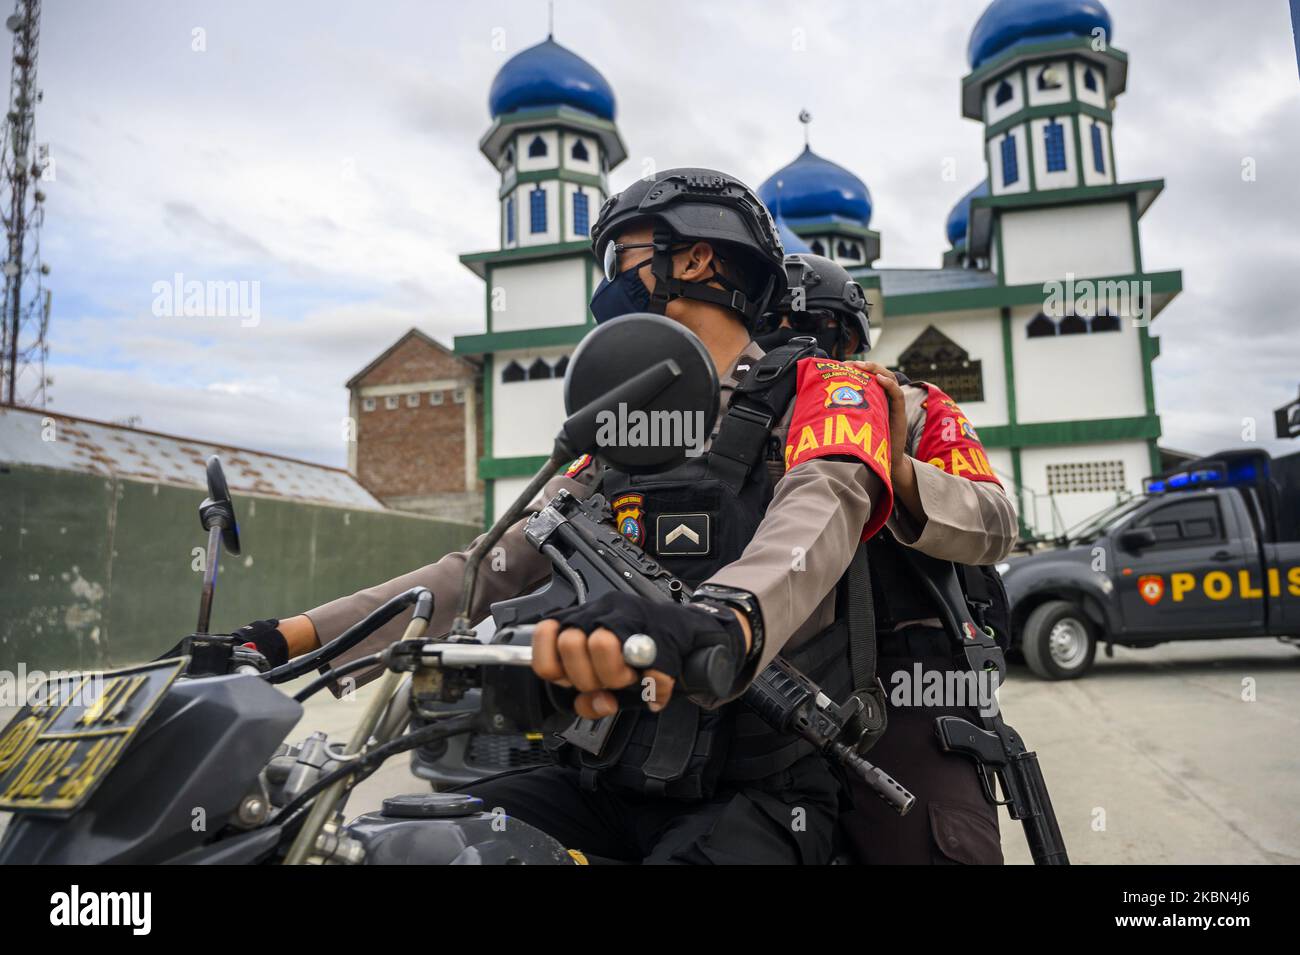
[0,315,753,865]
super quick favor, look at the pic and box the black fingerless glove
[154,618,288,669]
[552,593,746,697]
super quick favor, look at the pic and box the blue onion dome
[488,37,616,121]
[758,146,873,229]
[775,215,811,254]
[946,179,990,247]
[968,0,1113,69]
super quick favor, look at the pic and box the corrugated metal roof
[0,407,383,510]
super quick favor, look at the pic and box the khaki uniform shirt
[306,343,1016,696]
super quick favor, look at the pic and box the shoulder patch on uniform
[915,383,1001,486]
[563,454,593,478]
[784,357,894,540]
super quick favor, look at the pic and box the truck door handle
[1211,550,1232,562]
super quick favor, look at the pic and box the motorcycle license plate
[0,658,186,814]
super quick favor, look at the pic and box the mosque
[348,0,1182,539]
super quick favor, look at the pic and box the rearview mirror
[1119,526,1157,552]
[562,313,719,474]
[201,455,241,556]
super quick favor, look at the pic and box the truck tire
[1022,600,1096,680]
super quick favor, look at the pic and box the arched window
[1091,312,1121,333]
[1037,66,1063,90]
[527,358,552,380]
[994,79,1013,106]
[504,145,515,166]
[553,355,570,377]
[573,190,590,236]
[1000,135,1019,186]
[571,139,589,162]
[528,135,548,158]
[1090,124,1105,173]
[1043,121,1067,172]
[1026,312,1057,338]
[505,195,515,244]
[1083,67,1098,92]
[1059,313,1088,335]
[530,187,547,233]
[501,360,526,383]
[810,240,825,255]
[836,240,861,261]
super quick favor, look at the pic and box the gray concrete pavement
[2,637,1298,863]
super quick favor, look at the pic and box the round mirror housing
[562,313,719,474]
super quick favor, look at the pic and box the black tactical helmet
[768,252,871,353]
[590,168,786,326]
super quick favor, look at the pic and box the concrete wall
[0,464,479,672]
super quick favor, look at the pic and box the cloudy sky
[25,0,1300,471]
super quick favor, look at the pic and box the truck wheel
[1022,601,1096,680]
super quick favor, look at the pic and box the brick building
[346,328,484,523]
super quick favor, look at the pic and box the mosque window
[994,79,1013,106]
[501,360,527,383]
[528,135,548,158]
[527,358,553,380]
[1046,460,1126,495]
[573,190,590,236]
[530,187,547,233]
[1000,135,1019,186]
[1090,124,1106,173]
[505,196,516,243]
[1083,68,1098,93]
[1036,66,1063,91]
[810,240,825,256]
[836,240,861,261]
[553,355,570,377]
[1044,121,1067,172]
[571,138,589,162]
[1026,312,1057,337]
[1059,313,1088,335]
[894,325,984,403]
[1091,312,1121,333]
[504,145,515,166]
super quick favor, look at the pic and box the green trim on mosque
[454,322,591,357]
[479,454,552,480]
[884,268,1182,318]
[459,240,593,279]
[501,168,605,200]
[984,101,1111,141]
[977,414,1161,449]
[960,38,1129,120]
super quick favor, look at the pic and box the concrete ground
[2,637,1298,863]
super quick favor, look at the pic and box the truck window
[1135,498,1224,546]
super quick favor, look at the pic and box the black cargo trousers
[460,750,841,865]
[839,624,1004,864]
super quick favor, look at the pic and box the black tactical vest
[545,339,852,799]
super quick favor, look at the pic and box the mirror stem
[449,444,570,638]
[196,524,223,634]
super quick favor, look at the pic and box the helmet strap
[648,226,762,324]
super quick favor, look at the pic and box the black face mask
[590,262,655,324]
[753,324,843,357]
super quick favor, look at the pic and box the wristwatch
[691,583,765,668]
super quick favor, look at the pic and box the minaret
[454,35,627,522]
[964,0,1119,197]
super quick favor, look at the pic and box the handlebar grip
[679,645,735,699]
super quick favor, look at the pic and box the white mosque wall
[1024,60,1072,108]
[871,308,1009,429]
[516,130,560,173]
[491,258,588,332]
[491,346,571,459]
[1080,118,1114,187]
[493,476,532,522]
[987,125,1031,196]
[1028,116,1080,191]
[503,182,561,246]
[1000,201,1135,285]
[1010,303,1146,424]
[1073,61,1109,109]
[1018,439,1151,536]
[983,70,1025,125]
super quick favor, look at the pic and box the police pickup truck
[999,449,1300,679]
